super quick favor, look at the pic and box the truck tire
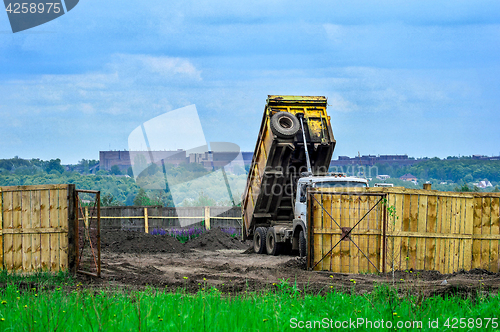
[270,112,300,139]
[299,230,307,258]
[266,227,282,256]
[254,227,267,254]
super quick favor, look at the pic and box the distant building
[376,175,390,180]
[472,155,500,161]
[400,173,418,182]
[476,180,493,189]
[331,154,421,167]
[99,150,254,172]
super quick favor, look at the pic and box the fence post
[84,206,89,227]
[205,206,211,230]
[144,207,149,234]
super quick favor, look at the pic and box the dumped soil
[185,228,249,251]
[101,228,248,254]
[101,230,188,254]
[78,229,500,298]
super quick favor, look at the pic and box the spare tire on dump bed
[270,111,300,138]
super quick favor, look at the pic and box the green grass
[0,270,74,287]
[0,277,498,331]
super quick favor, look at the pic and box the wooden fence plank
[21,190,32,272]
[12,191,23,272]
[463,198,474,271]
[416,195,428,270]
[351,195,360,274]
[59,188,68,271]
[40,190,50,270]
[481,197,492,270]
[358,195,368,273]
[457,198,467,270]
[31,191,42,270]
[434,196,446,272]
[425,195,438,271]
[472,197,483,269]
[401,194,411,270]
[323,194,333,271]
[491,197,500,273]
[3,191,13,271]
[312,195,322,271]
[444,197,453,274]
[408,194,419,270]
[316,193,324,271]
[451,197,459,273]
[49,189,60,272]
[331,194,341,273]
[340,194,349,273]
[0,189,2,269]
[394,193,404,272]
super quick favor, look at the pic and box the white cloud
[328,93,358,113]
[323,24,344,43]
[0,54,201,118]
[112,54,202,81]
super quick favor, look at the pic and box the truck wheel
[253,227,267,254]
[299,231,307,258]
[266,227,282,256]
[270,112,300,139]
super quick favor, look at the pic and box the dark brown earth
[78,228,500,298]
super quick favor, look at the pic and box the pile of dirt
[278,257,307,270]
[185,228,250,251]
[101,230,189,254]
[101,228,250,254]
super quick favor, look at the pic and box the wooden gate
[0,184,77,273]
[308,187,500,274]
[307,191,387,273]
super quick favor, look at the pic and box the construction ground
[76,228,500,299]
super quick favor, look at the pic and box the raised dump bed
[241,95,336,248]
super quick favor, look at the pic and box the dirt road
[78,229,500,298]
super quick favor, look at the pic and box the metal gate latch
[341,227,352,241]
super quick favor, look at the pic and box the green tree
[101,193,122,206]
[133,188,151,206]
[110,165,122,175]
[45,158,64,174]
[454,182,480,192]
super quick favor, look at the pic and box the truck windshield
[315,181,367,188]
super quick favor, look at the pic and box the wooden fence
[307,187,500,274]
[0,184,77,273]
[89,206,242,232]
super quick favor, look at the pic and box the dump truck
[241,95,368,256]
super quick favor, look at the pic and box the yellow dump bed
[241,95,336,239]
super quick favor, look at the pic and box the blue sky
[1,0,499,164]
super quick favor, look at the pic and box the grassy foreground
[0,275,498,331]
